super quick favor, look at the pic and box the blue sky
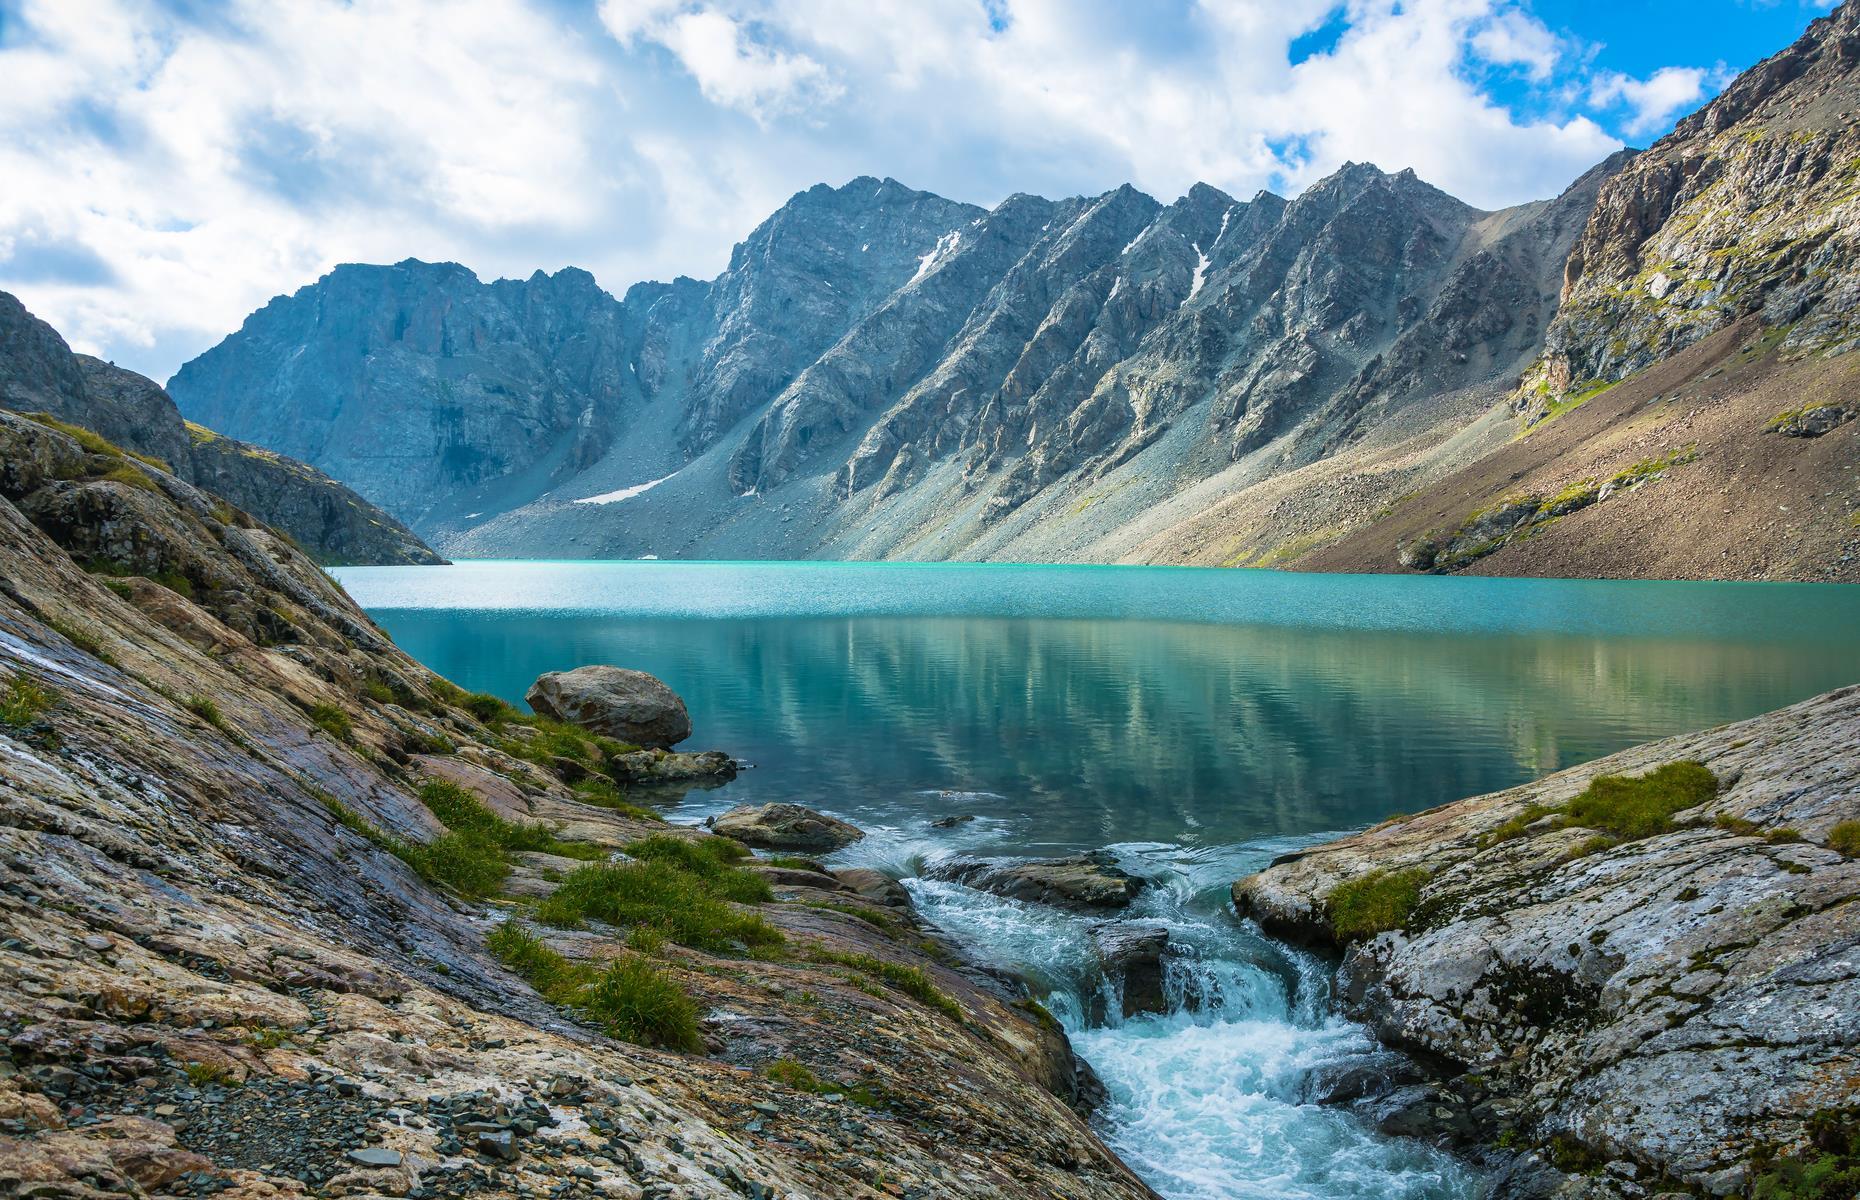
[0,0,1839,380]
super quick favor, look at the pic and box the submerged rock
[526,665,692,748]
[926,850,1146,910]
[707,802,865,851]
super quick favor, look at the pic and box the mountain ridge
[164,3,1858,580]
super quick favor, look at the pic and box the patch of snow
[861,243,868,252]
[637,554,659,560]
[1214,205,1236,246]
[1121,225,1153,256]
[1185,243,1210,305]
[574,472,677,505]
[463,512,481,519]
[910,230,962,284]
[1108,276,1126,301]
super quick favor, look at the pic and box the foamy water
[828,831,1484,1200]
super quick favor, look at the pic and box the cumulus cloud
[0,0,1752,380]
[1590,65,1735,137]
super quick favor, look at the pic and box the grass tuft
[1828,821,1860,859]
[804,948,963,1020]
[1326,867,1430,941]
[0,673,55,728]
[486,922,701,1051]
[308,703,353,741]
[186,694,229,732]
[1563,761,1718,839]
[536,856,783,953]
[571,778,665,822]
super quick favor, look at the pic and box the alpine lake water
[334,561,1860,1200]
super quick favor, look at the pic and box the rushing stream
[334,561,1860,1200]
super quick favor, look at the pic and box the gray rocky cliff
[0,291,441,566]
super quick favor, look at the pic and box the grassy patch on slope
[487,922,701,1051]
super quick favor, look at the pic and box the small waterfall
[889,841,1483,1200]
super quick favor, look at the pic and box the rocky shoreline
[1234,688,1860,1199]
[0,408,1154,1200]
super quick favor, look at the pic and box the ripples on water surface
[336,561,1860,1200]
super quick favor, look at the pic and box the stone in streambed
[525,666,691,748]
[1091,922,1169,1017]
[833,868,913,908]
[708,803,865,852]
[926,850,1145,910]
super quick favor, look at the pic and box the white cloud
[0,0,1758,382]
[1590,65,1733,137]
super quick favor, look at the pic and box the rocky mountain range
[166,5,1860,580]
[0,292,441,566]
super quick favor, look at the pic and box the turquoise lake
[334,561,1860,1200]
[335,561,1860,851]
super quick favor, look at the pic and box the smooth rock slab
[526,666,691,748]
[708,803,865,852]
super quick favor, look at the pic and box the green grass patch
[804,948,963,1020]
[536,858,783,953]
[308,703,353,741]
[0,673,54,728]
[486,922,700,1051]
[94,463,158,492]
[360,679,395,704]
[181,1062,239,1087]
[1482,763,1719,854]
[621,835,769,902]
[416,779,603,862]
[763,1058,889,1107]
[763,854,829,872]
[398,833,510,898]
[1828,821,1860,859]
[1325,868,1430,941]
[570,778,665,822]
[1563,761,1718,839]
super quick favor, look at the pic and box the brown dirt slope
[1296,321,1860,581]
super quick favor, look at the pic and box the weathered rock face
[0,290,441,566]
[526,665,692,748]
[1234,686,1860,1197]
[0,413,1155,1200]
[927,851,1147,910]
[607,747,735,784]
[1537,3,1860,400]
[707,803,866,852]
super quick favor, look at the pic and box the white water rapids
[832,819,1484,1200]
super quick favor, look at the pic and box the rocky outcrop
[1233,686,1860,1197]
[708,803,866,852]
[0,291,440,566]
[526,665,692,748]
[0,415,1155,1200]
[1537,3,1860,398]
[927,851,1146,910]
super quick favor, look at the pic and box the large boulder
[707,803,865,852]
[525,666,691,748]
[924,850,1146,910]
